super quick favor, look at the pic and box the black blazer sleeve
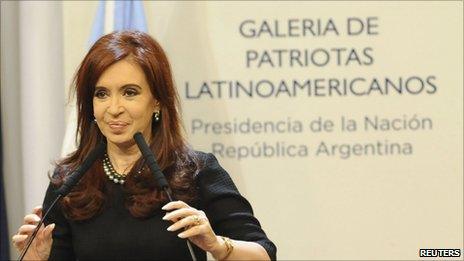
[195,153,277,260]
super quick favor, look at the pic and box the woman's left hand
[162,201,221,254]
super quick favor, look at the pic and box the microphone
[56,141,106,196]
[133,132,169,190]
[133,132,197,261]
[19,142,106,261]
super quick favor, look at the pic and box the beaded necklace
[103,154,143,184]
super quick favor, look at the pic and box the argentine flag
[61,0,148,156]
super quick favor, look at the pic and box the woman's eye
[94,90,108,99]
[124,88,139,97]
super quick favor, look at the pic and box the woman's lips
[107,121,128,133]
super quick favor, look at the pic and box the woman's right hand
[11,205,55,260]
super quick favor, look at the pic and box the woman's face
[93,58,158,147]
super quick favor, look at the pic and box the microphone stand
[163,187,197,261]
[18,195,61,261]
[18,142,106,261]
[133,132,197,261]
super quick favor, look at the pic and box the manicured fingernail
[162,214,169,220]
[177,233,185,238]
[161,204,169,210]
[49,223,55,230]
[34,216,40,222]
[167,225,173,231]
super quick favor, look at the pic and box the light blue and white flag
[88,0,148,46]
[61,0,148,155]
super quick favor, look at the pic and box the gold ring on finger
[192,215,201,226]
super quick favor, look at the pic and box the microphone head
[133,132,149,154]
[56,141,106,196]
[133,132,169,189]
[80,141,106,170]
[133,132,144,141]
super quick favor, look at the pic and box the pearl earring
[153,111,160,122]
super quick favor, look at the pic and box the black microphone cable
[133,132,197,261]
[19,142,106,261]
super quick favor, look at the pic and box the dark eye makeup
[94,84,142,99]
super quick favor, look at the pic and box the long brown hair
[53,31,200,220]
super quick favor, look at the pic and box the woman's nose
[107,96,124,115]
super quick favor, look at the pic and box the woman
[11,31,276,260]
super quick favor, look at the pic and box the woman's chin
[105,133,135,147]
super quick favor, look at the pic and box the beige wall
[62,2,463,259]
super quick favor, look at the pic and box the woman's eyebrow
[120,84,142,90]
[94,84,142,90]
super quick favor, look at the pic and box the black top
[43,153,276,260]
